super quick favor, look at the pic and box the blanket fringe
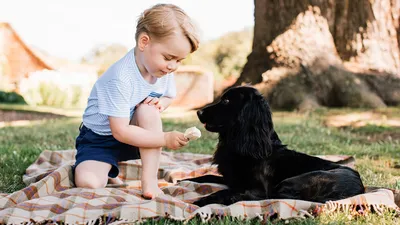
[198,211,212,223]
[324,201,399,217]
[298,209,314,219]
[255,213,264,220]
[86,219,97,225]
[16,203,400,225]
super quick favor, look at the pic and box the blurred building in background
[0,22,54,91]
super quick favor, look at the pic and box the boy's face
[137,32,192,78]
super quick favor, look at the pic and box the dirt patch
[325,111,400,142]
[0,109,66,122]
[362,131,400,143]
[325,112,400,128]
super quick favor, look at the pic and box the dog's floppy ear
[228,94,274,159]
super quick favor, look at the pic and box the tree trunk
[235,0,400,110]
[334,0,400,74]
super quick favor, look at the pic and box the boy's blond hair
[135,4,199,53]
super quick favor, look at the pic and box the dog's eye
[222,99,230,105]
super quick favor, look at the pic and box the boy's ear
[138,33,150,51]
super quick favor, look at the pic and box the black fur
[187,86,365,206]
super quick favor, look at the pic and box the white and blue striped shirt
[82,48,176,135]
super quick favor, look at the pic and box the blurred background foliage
[79,28,253,81]
[0,25,253,106]
[182,28,252,81]
[80,43,129,76]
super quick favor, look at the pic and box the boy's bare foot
[108,177,124,185]
[142,179,163,199]
[105,177,129,188]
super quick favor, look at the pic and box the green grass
[0,107,399,224]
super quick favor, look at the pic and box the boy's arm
[109,117,165,148]
[109,116,187,150]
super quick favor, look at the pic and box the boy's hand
[141,97,164,112]
[164,131,189,150]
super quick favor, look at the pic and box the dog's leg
[180,175,225,184]
[193,189,231,206]
[274,168,364,202]
[193,189,266,207]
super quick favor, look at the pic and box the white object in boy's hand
[184,127,201,141]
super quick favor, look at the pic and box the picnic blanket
[0,150,399,224]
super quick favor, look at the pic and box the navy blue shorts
[73,123,140,178]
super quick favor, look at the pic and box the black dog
[187,86,364,207]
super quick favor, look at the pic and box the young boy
[73,4,200,199]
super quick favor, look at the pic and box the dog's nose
[197,110,203,117]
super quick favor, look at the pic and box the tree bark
[334,0,400,74]
[234,0,400,110]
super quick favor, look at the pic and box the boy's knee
[134,104,162,128]
[135,104,160,116]
[74,171,108,189]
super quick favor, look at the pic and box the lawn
[0,105,399,224]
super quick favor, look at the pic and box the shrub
[0,91,26,104]
[182,28,253,80]
[19,70,97,108]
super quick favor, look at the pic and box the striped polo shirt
[82,48,176,135]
